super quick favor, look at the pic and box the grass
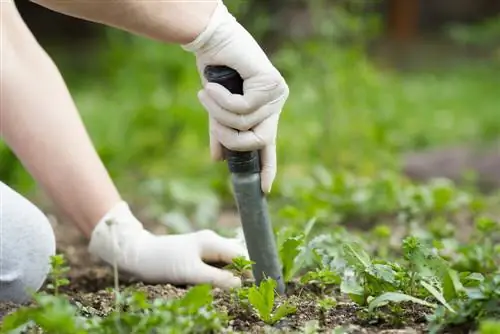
[0,26,499,333]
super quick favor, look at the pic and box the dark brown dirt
[0,302,20,321]
[0,210,431,333]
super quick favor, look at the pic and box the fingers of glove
[194,229,249,264]
[203,73,287,116]
[192,261,242,290]
[208,117,224,161]
[195,231,254,279]
[259,144,277,193]
[210,117,278,152]
[199,88,277,131]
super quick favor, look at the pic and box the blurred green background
[2,0,500,233]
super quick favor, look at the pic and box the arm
[31,0,290,193]
[1,3,121,238]
[30,0,218,44]
[1,2,248,289]
[4,0,218,235]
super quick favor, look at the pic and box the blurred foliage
[1,1,500,231]
[446,14,500,47]
[231,0,384,47]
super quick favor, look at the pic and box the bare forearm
[30,0,218,44]
[1,4,121,238]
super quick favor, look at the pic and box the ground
[0,172,494,334]
[0,217,430,333]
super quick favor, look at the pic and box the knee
[0,182,56,304]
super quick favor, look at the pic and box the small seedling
[317,296,337,312]
[279,234,306,283]
[224,256,255,277]
[245,277,297,325]
[46,254,70,296]
[301,267,341,292]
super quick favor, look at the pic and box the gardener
[0,0,289,303]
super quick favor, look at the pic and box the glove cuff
[88,200,144,266]
[181,0,235,53]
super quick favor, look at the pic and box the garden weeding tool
[204,65,286,295]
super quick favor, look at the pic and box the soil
[0,212,437,334]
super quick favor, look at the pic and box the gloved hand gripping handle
[203,66,260,173]
[204,65,286,295]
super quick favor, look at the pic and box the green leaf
[368,292,437,312]
[318,297,337,310]
[367,264,396,284]
[247,278,277,323]
[303,217,318,238]
[224,256,254,275]
[248,288,270,323]
[1,307,38,332]
[442,269,464,301]
[2,294,85,334]
[260,278,276,312]
[280,234,305,282]
[420,280,456,313]
[301,268,341,286]
[271,303,297,323]
[479,320,500,334]
[403,237,450,279]
[341,242,372,269]
[475,216,498,234]
[341,277,365,305]
[178,284,213,312]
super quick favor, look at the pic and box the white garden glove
[182,0,289,193]
[88,201,249,290]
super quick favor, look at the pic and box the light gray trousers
[0,181,56,304]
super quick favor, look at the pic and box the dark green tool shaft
[204,65,286,295]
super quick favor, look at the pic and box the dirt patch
[0,210,434,333]
[0,228,433,333]
[65,285,430,333]
[0,279,431,333]
[0,302,20,322]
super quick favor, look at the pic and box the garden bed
[1,181,498,334]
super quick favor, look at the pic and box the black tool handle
[203,65,260,175]
[204,65,286,295]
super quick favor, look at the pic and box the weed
[45,254,70,296]
[317,296,337,312]
[241,277,297,325]
[1,282,229,334]
[224,256,255,278]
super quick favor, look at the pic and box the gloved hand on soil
[88,201,249,290]
[183,1,290,193]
